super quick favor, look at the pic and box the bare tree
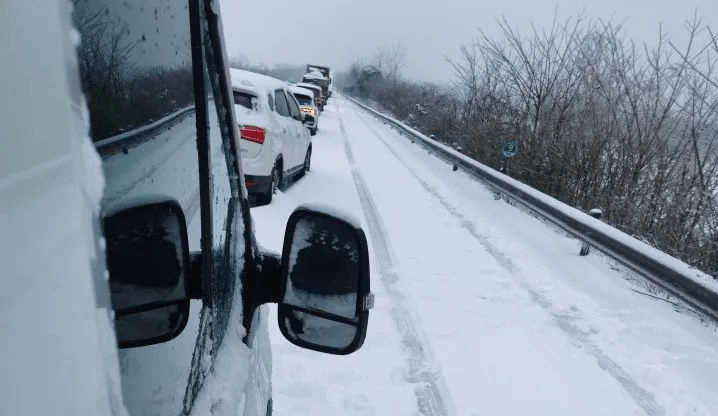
[343,12,718,278]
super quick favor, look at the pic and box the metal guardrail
[95,106,196,157]
[95,105,201,221]
[345,94,718,322]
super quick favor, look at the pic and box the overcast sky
[219,0,717,83]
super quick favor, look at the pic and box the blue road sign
[502,140,519,158]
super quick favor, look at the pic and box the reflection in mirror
[283,216,360,320]
[104,202,190,347]
[73,0,194,142]
[115,303,187,346]
[281,307,358,349]
[278,208,372,355]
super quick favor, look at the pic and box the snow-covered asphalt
[251,96,718,416]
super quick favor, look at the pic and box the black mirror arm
[241,251,282,345]
[188,251,203,299]
[248,251,283,309]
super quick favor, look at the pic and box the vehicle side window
[233,91,256,110]
[75,0,200,257]
[287,92,301,120]
[274,89,290,117]
[267,93,274,112]
[73,0,200,414]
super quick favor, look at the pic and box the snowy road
[251,96,718,416]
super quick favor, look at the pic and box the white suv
[231,69,313,204]
[290,85,320,135]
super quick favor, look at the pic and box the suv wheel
[300,149,311,177]
[258,164,280,205]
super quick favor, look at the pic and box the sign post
[501,139,519,176]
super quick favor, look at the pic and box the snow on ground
[251,96,718,415]
[250,107,419,415]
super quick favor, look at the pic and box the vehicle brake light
[301,107,315,117]
[240,125,266,144]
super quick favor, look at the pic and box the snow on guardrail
[95,106,195,154]
[344,93,718,322]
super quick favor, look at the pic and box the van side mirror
[277,207,373,355]
[104,200,192,348]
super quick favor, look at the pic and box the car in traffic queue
[301,70,331,103]
[296,82,325,112]
[290,85,320,135]
[231,68,314,204]
[305,64,332,97]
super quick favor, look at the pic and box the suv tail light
[240,125,266,144]
[301,106,316,117]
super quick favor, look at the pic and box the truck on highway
[302,64,332,100]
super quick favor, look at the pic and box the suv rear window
[233,91,256,110]
[294,94,312,106]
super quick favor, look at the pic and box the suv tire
[258,164,280,205]
[299,149,311,178]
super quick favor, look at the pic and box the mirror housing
[303,114,315,125]
[104,200,192,348]
[277,206,373,355]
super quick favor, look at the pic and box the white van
[1,2,373,416]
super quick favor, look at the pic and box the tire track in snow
[336,105,455,416]
[352,106,667,416]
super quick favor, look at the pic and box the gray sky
[219,0,717,83]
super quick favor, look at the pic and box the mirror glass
[281,307,359,349]
[283,216,360,319]
[279,215,363,350]
[105,203,189,347]
[115,303,186,346]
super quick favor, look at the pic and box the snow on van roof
[290,85,314,97]
[295,82,322,93]
[230,68,286,91]
[302,70,327,80]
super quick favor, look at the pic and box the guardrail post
[580,208,603,256]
